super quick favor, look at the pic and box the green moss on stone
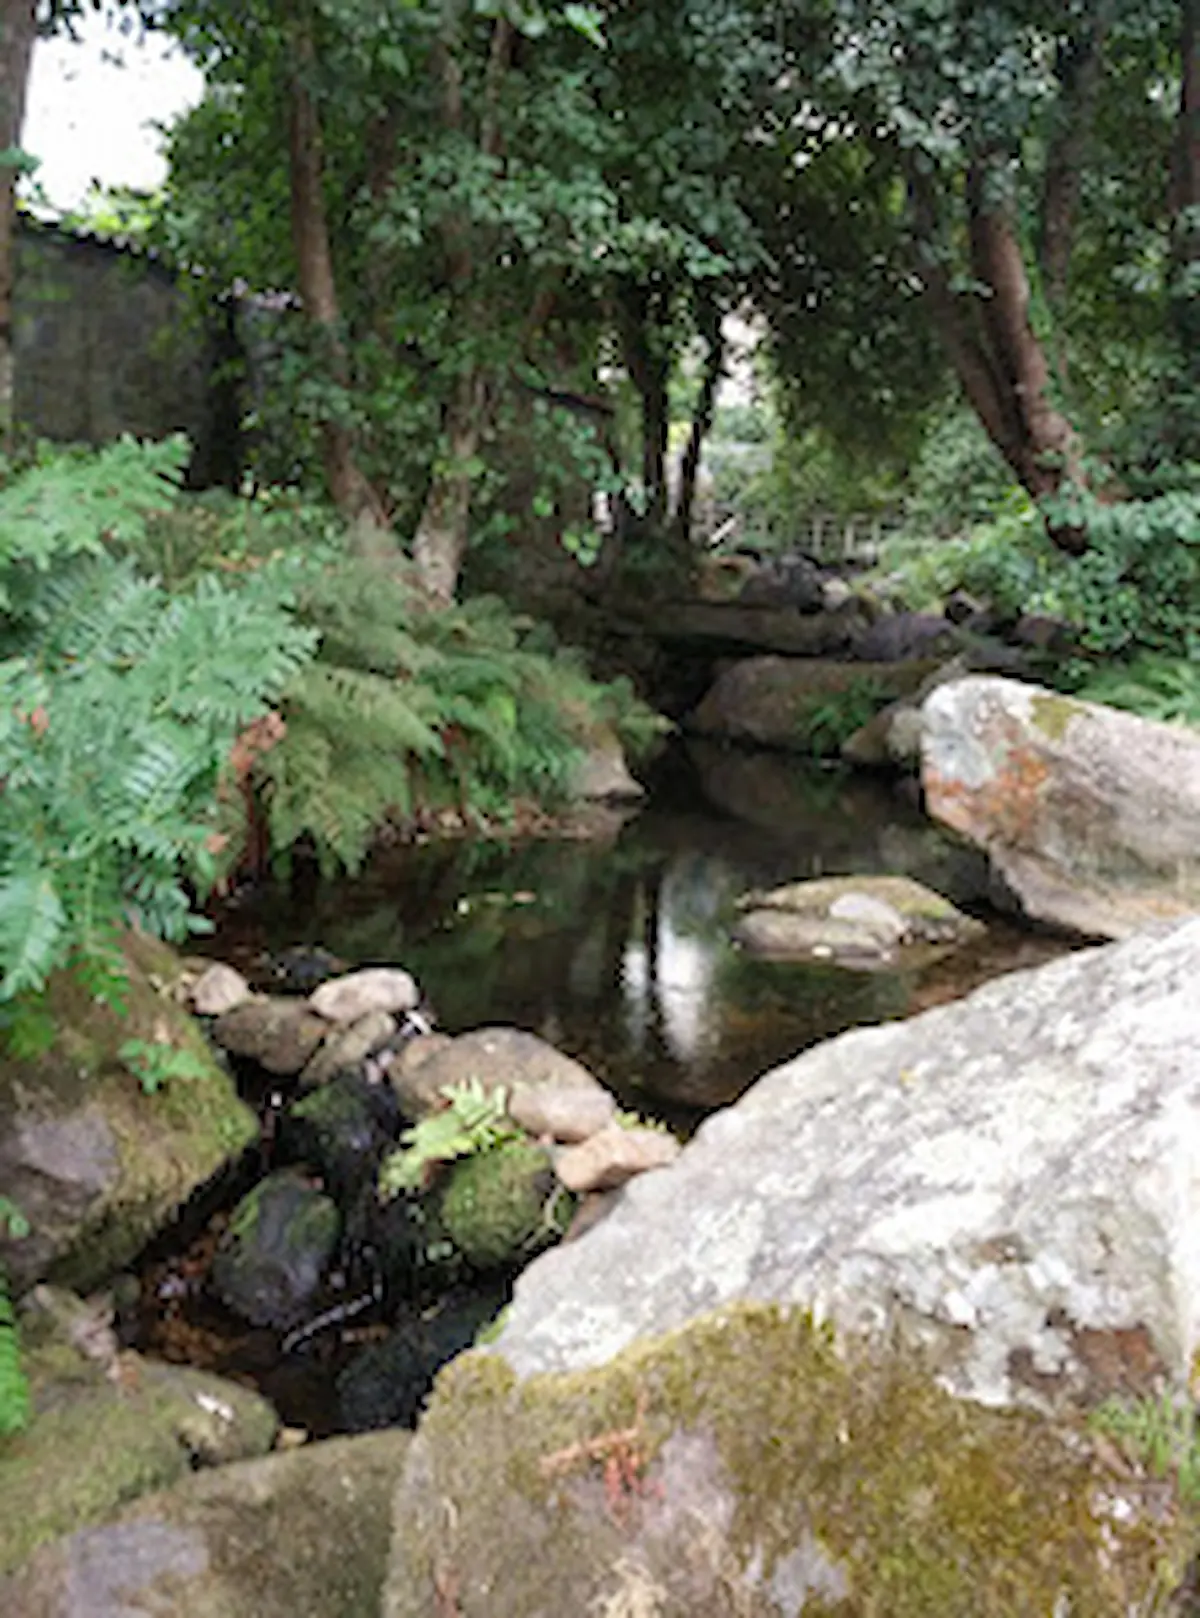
[1030,693,1083,742]
[439,1141,565,1271]
[0,1341,277,1574]
[388,1305,1192,1617]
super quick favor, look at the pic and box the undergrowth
[0,1198,30,1439]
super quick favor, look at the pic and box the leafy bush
[872,478,1200,667]
[0,441,318,1002]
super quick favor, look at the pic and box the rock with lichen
[921,674,1200,938]
[380,919,1200,1616]
[733,873,983,967]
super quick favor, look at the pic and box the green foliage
[0,443,318,1001]
[1079,656,1200,729]
[378,1080,523,1199]
[118,1036,215,1095]
[0,1200,30,1441]
[256,550,660,871]
[803,678,892,758]
[1091,1395,1200,1505]
[0,436,188,607]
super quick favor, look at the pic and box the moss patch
[0,1334,277,1574]
[1030,692,1083,742]
[385,1305,1193,1617]
[439,1141,567,1271]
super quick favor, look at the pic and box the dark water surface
[208,741,1070,1132]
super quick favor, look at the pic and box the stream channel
[134,738,1070,1434]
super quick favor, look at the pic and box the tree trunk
[0,0,36,448]
[1173,0,1200,435]
[672,296,723,546]
[616,281,671,528]
[409,8,514,601]
[909,163,1088,551]
[285,7,386,533]
[412,370,483,603]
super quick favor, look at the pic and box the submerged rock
[921,674,1200,938]
[0,932,258,1295]
[374,921,1200,1614]
[211,1170,341,1330]
[0,1430,407,1618]
[734,874,983,966]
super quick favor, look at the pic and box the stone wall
[12,217,241,488]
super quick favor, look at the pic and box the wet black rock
[211,1171,341,1330]
[336,1282,509,1432]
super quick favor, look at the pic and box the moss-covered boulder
[0,1287,278,1575]
[0,1430,407,1617]
[382,1306,1187,1617]
[438,1141,570,1272]
[0,932,258,1294]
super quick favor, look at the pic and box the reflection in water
[210,744,1067,1131]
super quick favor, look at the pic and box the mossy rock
[211,1170,341,1330]
[438,1142,569,1272]
[0,932,259,1294]
[0,1430,407,1617]
[0,1291,279,1575]
[383,1304,1193,1617]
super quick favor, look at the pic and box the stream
[134,739,1071,1433]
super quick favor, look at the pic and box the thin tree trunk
[286,7,385,532]
[1039,6,1114,311]
[1173,0,1200,432]
[909,161,1088,551]
[672,297,723,545]
[411,11,514,601]
[0,0,36,448]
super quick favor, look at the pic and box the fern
[378,1080,522,1198]
[0,446,319,1001]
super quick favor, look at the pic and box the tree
[752,1,1190,548]
[0,0,37,445]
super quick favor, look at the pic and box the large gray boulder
[376,921,1200,1616]
[921,675,1200,938]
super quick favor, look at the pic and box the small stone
[828,893,909,947]
[191,962,252,1018]
[309,968,420,1024]
[508,1082,616,1144]
[554,1123,680,1194]
[299,1010,398,1090]
[212,999,329,1076]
